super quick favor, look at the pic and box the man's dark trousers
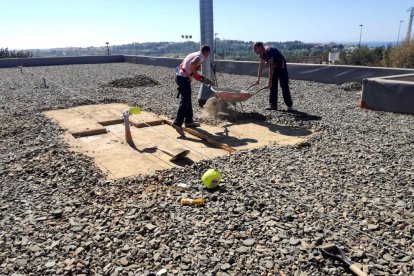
[269,61,293,108]
[174,76,193,126]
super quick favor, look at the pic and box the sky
[1,0,414,50]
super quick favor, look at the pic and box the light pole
[105,42,109,55]
[358,25,363,48]
[214,33,218,55]
[397,20,403,46]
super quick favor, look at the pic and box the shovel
[145,146,190,161]
[200,76,215,87]
[320,244,367,276]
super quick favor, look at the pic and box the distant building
[328,51,340,64]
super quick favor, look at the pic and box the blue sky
[1,0,413,49]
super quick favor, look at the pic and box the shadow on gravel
[283,110,322,121]
[265,123,312,136]
[218,108,321,123]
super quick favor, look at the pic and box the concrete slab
[44,103,313,179]
[361,73,414,114]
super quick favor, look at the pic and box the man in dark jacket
[253,42,293,111]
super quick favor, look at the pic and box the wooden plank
[72,128,108,138]
[131,119,166,128]
[98,119,124,126]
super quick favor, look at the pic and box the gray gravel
[0,63,413,275]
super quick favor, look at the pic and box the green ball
[202,169,222,189]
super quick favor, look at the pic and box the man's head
[201,44,211,57]
[253,42,265,55]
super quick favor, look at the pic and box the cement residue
[203,97,222,117]
[202,98,268,122]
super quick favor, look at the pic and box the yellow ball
[202,169,222,189]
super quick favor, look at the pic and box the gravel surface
[0,63,413,275]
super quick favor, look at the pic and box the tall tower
[406,7,414,41]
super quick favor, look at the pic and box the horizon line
[3,40,400,51]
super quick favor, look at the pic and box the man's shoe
[265,106,277,111]
[185,121,200,128]
[172,123,185,136]
[287,106,294,112]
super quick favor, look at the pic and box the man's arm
[267,57,276,88]
[189,57,208,82]
[189,57,202,75]
[255,58,265,84]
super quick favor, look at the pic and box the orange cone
[123,112,133,145]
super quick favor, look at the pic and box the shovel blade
[158,147,190,161]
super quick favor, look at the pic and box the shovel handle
[349,264,367,276]
[252,86,268,95]
[243,84,256,91]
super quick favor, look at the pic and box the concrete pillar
[197,0,215,107]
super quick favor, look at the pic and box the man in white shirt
[172,45,211,136]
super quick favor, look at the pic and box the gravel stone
[242,239,256,246]
[0,63,413,275]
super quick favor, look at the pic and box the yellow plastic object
[180,198,205,205]
[202,169,222,189]
[128,107,141,114]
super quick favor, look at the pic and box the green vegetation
[0,48,32,59]
[338,40,414,68]
[4,40,414,68]
[388,40,414,68]
[338,46,388,66]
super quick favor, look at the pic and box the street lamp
[358,25,363,48]
[181,35,192,41]
[397,20,403,46]
[105,42,109,55]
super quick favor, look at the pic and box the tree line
[0,48,32,58]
